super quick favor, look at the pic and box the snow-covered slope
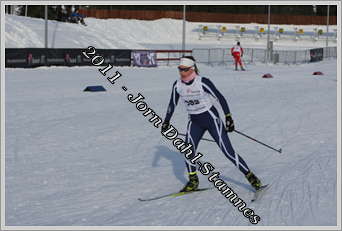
[5,14,337,50]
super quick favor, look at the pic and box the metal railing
[193,47,337,65]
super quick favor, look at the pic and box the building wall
[78,9,337,25]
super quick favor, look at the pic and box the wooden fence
[78,9,337,25]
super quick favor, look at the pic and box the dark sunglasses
[178,66,192,72]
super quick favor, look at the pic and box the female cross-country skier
[161,56,262,192]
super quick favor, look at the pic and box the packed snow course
[5,60,337,226]
[4,14,338,226]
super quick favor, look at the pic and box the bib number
[185,99,200,106]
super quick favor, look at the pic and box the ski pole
[178,133,216,143]
[234,129,282,153]
[241,58,247,70]
[179,131,282,154]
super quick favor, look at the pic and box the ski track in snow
[4,59,337,226]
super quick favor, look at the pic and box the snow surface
[4,14,339,227]
[5,60,337,226]
[5,14,337,50]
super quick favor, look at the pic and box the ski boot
[241,67,246,71]
[180,173,199,192]
[245,171,262,190]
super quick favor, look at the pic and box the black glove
[225,114,235,132]
[161,121,170,133]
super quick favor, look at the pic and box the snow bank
[5,14,337,50]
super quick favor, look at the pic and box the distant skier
[231,42,245,71]
[161,56,262,192]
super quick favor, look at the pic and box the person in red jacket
[231,42,245,71]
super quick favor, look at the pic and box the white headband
[179,57,195,67]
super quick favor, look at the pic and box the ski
[138,187,213,202]
[251,184,270,202]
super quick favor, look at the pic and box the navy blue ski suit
[164,76,250,175]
